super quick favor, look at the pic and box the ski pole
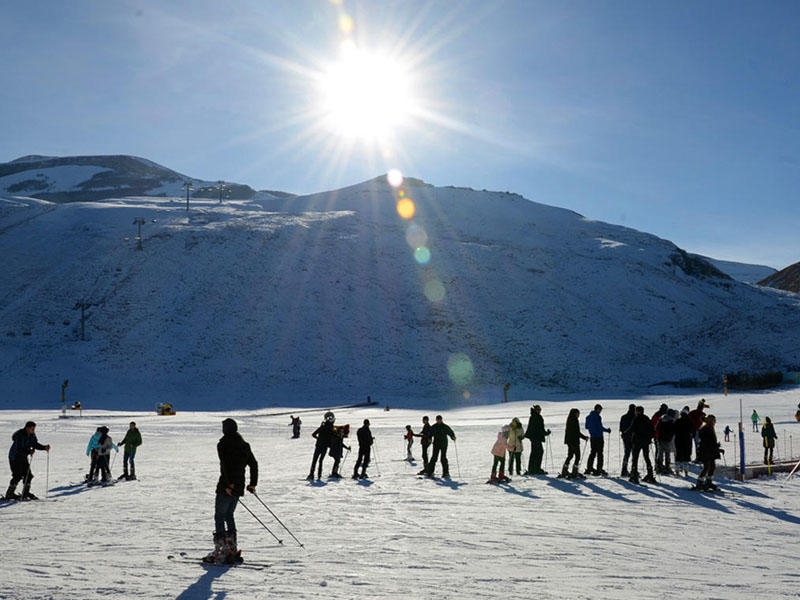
[453,440,462,479]
[252,492,305,549]
[45,451,50,500]
[372,441,381,477]
[238,498,283,545]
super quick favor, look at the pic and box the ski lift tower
[60,379,69,417]
[182,181,193,211]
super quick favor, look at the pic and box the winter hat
[25,421,36,429]
[222,418,238,434]
[682,406,690,414]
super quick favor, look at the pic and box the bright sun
[318,44,417,141]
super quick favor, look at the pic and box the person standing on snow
[85,426,102,483]
[619,404,636,478]
[488,425,509,483]
[673,407,694,477]
[626,406,656,484]
[750,409,760,432]
[694,414,723,491]
[328,424,350,479]
[404,425,415,462]
[656,409,677,475]
[307,412,335,481]
[584,404,612,476]
[352,419,374,479]
[506,417,525,476]
[761,417,777,465]
[204,418,258,565]
[415,416,433,475]
[426,415,456,478]
[95,427,118,484]
[559,408,588,479]
[289,415,302,439]
[524,405,550,475]
[5,421,50,501]
[118,421,142,480]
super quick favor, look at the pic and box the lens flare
[396,198,415,219]
[414,246,431,264]
[405,223,427,248]
[447,353,475,386]
[423,278,445,302]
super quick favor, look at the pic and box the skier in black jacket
[524,405,551,475]
[425,415,456,478]
[204,418,258,565]
[307,412,335,481]
[5,421,50,500]
[695,414,723,491]
[559,408,588,479]
[619,404,636,477]
[625,406,655,484]
[352,419,374,479]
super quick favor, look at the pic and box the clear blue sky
[2,1,799,268]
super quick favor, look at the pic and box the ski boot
[222,531,242,564]
[628,470,640,484]
[558,465,570,479]
[571,466,585,479]
[642,472,657,484]
[595,469,608,477]
[306,473,315,481]
[203,532,225,564]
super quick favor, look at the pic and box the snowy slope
[2,174,800,411]
[2,391,799,599]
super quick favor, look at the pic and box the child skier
[404,425,415,462]
[488,425,510,483]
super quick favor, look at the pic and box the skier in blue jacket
[584,404,612,476]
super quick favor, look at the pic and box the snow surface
[3,391,799,599]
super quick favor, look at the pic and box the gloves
[246,485,256,494]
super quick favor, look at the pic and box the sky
[2,0,799,268]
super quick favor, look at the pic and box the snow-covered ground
[3,391,799,599]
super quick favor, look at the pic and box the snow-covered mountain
[0,154,260,202]
[2,156,800,411]
[758,261,800,293]
[703,257,776,285]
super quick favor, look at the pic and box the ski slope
[2,391,799,599]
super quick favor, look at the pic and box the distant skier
[656,409,677,475]
[674,407,694,477]
[289,415,302,439]
[307,412,335,481]
[723,424,732,442]
[694,414,723,491]
[204,418,258,565]
[118,421,142,481]
[761,417,777,465]
[584,404,611,476]
[524,405,550,476]
[5,421,50,501]
[425,415,456,478]
[559,408,588,479]
[352,419,374,479]
[751,409,760,432]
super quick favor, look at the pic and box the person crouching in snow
[489,425,510,483]
[204,418,258,565]
[694,414,723,491]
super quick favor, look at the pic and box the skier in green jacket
[118,421,142,481]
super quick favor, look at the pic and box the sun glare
[318,45,417,141]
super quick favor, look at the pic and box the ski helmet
[324,411,335,423]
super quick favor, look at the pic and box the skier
[5,421,50,501]
[352,419,374,479]
[673,407,694,477]
[619,404,636,477]
[656,409,677,475]
[85,426,102,483]
[328,423,350,478]
[425,415,456,478]
[204,418,258,565]
[415,416,433,475]
[761,417,777,465]
[307,412,335,481]
[118,421,142,480]
[584,404,611,476]
[488,425,509,483]
[723,425,732,442]
[404,425,415,461]
[524,404,550,475]
[694,414,723,491]
[289,415,302,439]
[94,426,118,484]
[688,399,709,461]
[626,406,656,484]
[650,403,668,473]
[750,409,760,432]
[559,408,588,479]
[506,417,525,476]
